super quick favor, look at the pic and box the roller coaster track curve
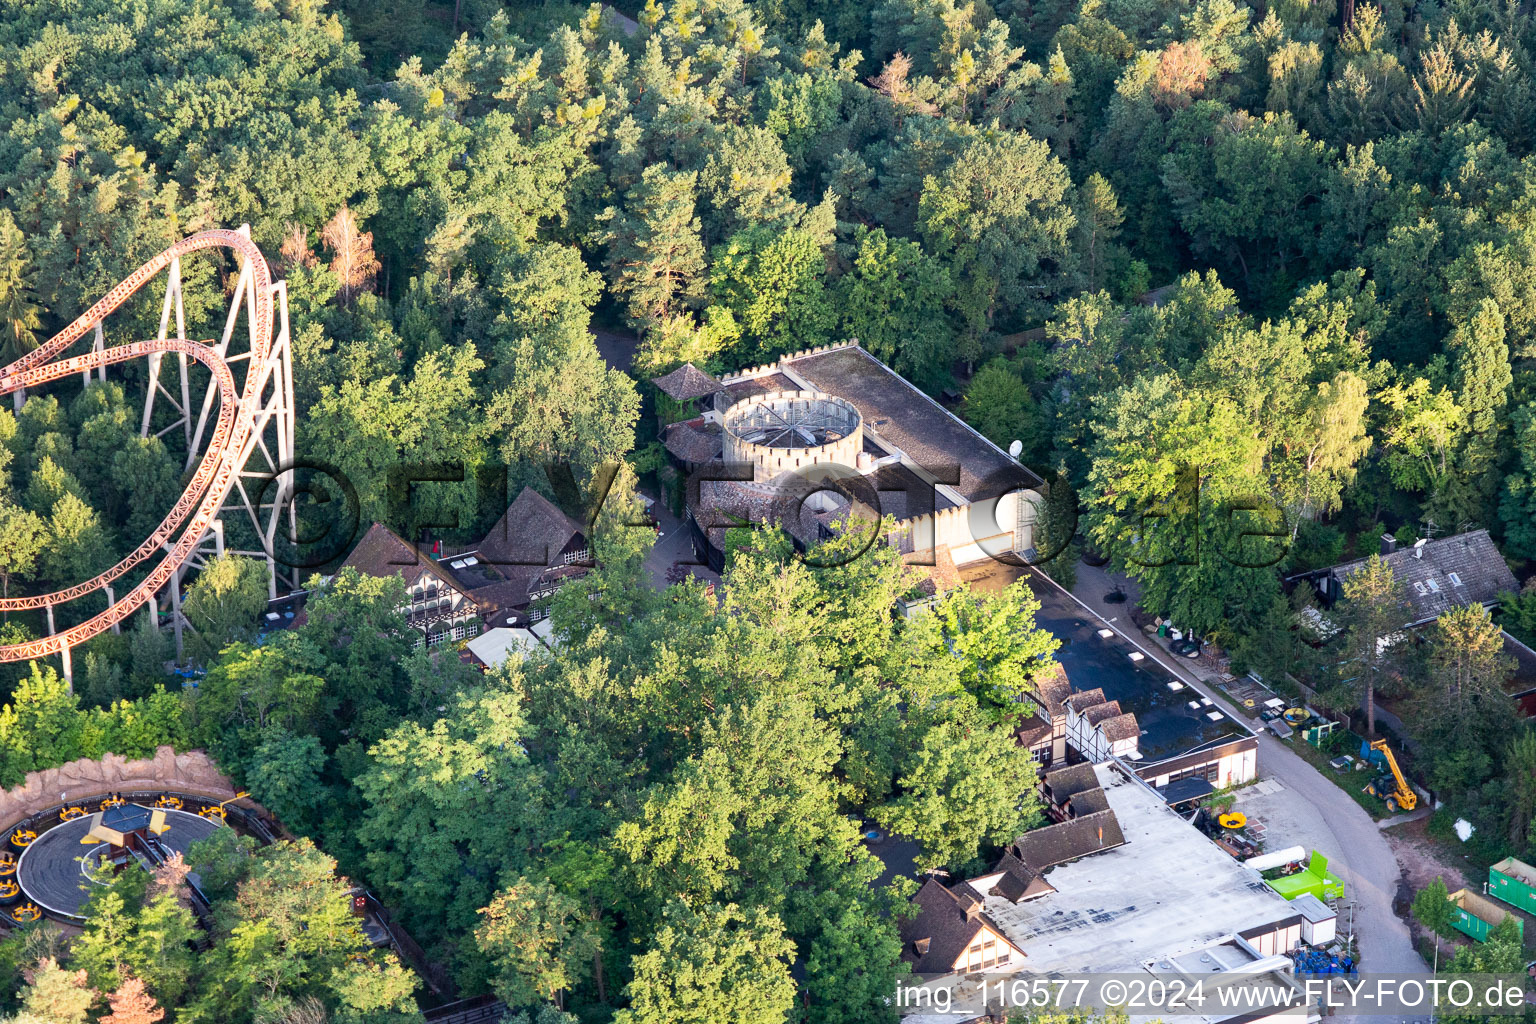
[0,228,291,664]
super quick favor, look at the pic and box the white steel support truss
[137,227,298,605]
[0,227,293,681]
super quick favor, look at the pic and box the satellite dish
[1007,439,1023,460]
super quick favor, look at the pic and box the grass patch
[1287,736,1393,820]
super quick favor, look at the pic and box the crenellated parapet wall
[722,390,863,484]
[721,339,863,384]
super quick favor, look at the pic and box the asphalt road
[1068,564,1428,984]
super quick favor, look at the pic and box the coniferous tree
[1335,555,1409,737]
[604,166,707,330]
[0,211,40,411]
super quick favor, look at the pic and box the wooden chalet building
[334,487,590,647]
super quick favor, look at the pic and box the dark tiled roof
[1013,713,1052,747]
[1009,809,1126,872]
[1043,763,1114,817]
[904,543,962,598]
[651,362,723,402]
[1068,788,1111,816]
[342,523,465,593]
[779,345,1042,502]
[1064,688,1107,712]
[693,478,818,548]
[899,878,1019,972]
[466,574,540,624]
[987,853,1057,901]
[1100,713,1141,742]
[1503,631,1536,693]
[692,477,887,553]
[874,462,960,525]
[1042,763,1100,805]
[1034,668,1072,716]
[1326,530,1516,624]
[467,565,589,626]
[721,371,796,403]
[1082,700,1125,726]
[661,418,723,464]
[479,487,585,569]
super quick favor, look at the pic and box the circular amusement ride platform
[16,805,222,922]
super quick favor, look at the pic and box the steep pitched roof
[651,363,723,402]
[1042,763,1100,806]
[660,418,723,464]
[1099,713,1141,742]
[465,564,589,626]
[478,487,586,569]
[899,878,1021,973]
[1067,788,1111,816]
[1064,688,1108,712]
[1013,713,1052,748]
[1082,700,1125,727]
[341,523,464,593]
[1033,667,1073,716]
[1009,809,1126,872]
[986,852,1057,902]
[1043,763,1114,817]
[1326,529,1516,624]
[904,543,962,598]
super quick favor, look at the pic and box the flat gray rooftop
[774,345,1042,502]
[984,764,1299,975]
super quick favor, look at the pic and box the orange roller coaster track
[0,227,295,668]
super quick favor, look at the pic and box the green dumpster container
[1488,857,1536,915]
[1450,888,1523,943]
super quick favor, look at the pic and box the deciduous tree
[476,876,598,1008]
[613,902,795,1024]
[99,976,165,1024]
[182,555,270,666]
[18,958,94,1024]
[875,707,1041,870]
[321,206,380,307]
[0,500,44,608]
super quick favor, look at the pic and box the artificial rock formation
[0,747,240,832]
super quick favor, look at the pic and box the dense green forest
[0,0,1533,1018]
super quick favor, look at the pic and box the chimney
[915,937,931,955]
[1381,533,1397,556]
[1413,538,1427,559]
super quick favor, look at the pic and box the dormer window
[914,937,931,955]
